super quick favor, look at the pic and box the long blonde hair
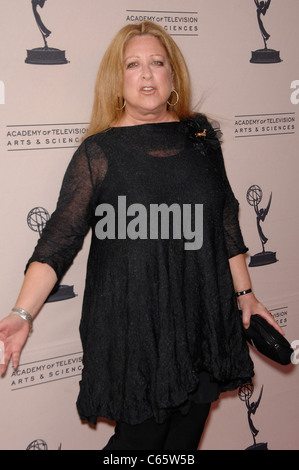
[86,21,194,137]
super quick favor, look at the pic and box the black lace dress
[27,114,254,425]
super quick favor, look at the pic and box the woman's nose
[142,64,153,80]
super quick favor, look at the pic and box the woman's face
[122,35,174,123]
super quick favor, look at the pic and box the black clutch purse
[243,314,294,365]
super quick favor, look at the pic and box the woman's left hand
[237,291,285,336]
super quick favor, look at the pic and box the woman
[0,21,283,450]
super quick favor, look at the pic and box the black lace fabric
[27,114,254,425]
[26,138,108,281]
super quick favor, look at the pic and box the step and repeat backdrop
[0,0,298,450]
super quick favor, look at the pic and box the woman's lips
[140,86,155,93]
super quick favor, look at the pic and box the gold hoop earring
[167,90,179,107]
[116,98,126,110]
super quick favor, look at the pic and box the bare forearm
[0,262,58,375]
[228,253,283,333]
[13,262,58,320]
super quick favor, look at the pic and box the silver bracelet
[10,307,33,331]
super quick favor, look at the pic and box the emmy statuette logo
[25,0,69,65]
[26,439,62,450]
[250,0,282,64]
[239,383,268,450]
[246,185,278,267]
[27,207,76,302]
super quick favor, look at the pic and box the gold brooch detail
[195,129,207,138]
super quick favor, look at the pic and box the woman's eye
[126,60,164,69]
[126,62,138,69]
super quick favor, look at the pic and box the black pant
[103,402,211,450]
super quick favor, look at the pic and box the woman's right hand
[0,314,31,376]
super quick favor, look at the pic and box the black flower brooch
[183,116,222,156]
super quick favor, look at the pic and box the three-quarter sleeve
[26,136,108,281]
[214,145,248,258]
[191,114,248,259]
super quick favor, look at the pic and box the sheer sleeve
[213,142,248,258]
[26,135,108,281]
[190,114,248,259]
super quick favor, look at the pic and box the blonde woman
[0,21,282,450]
